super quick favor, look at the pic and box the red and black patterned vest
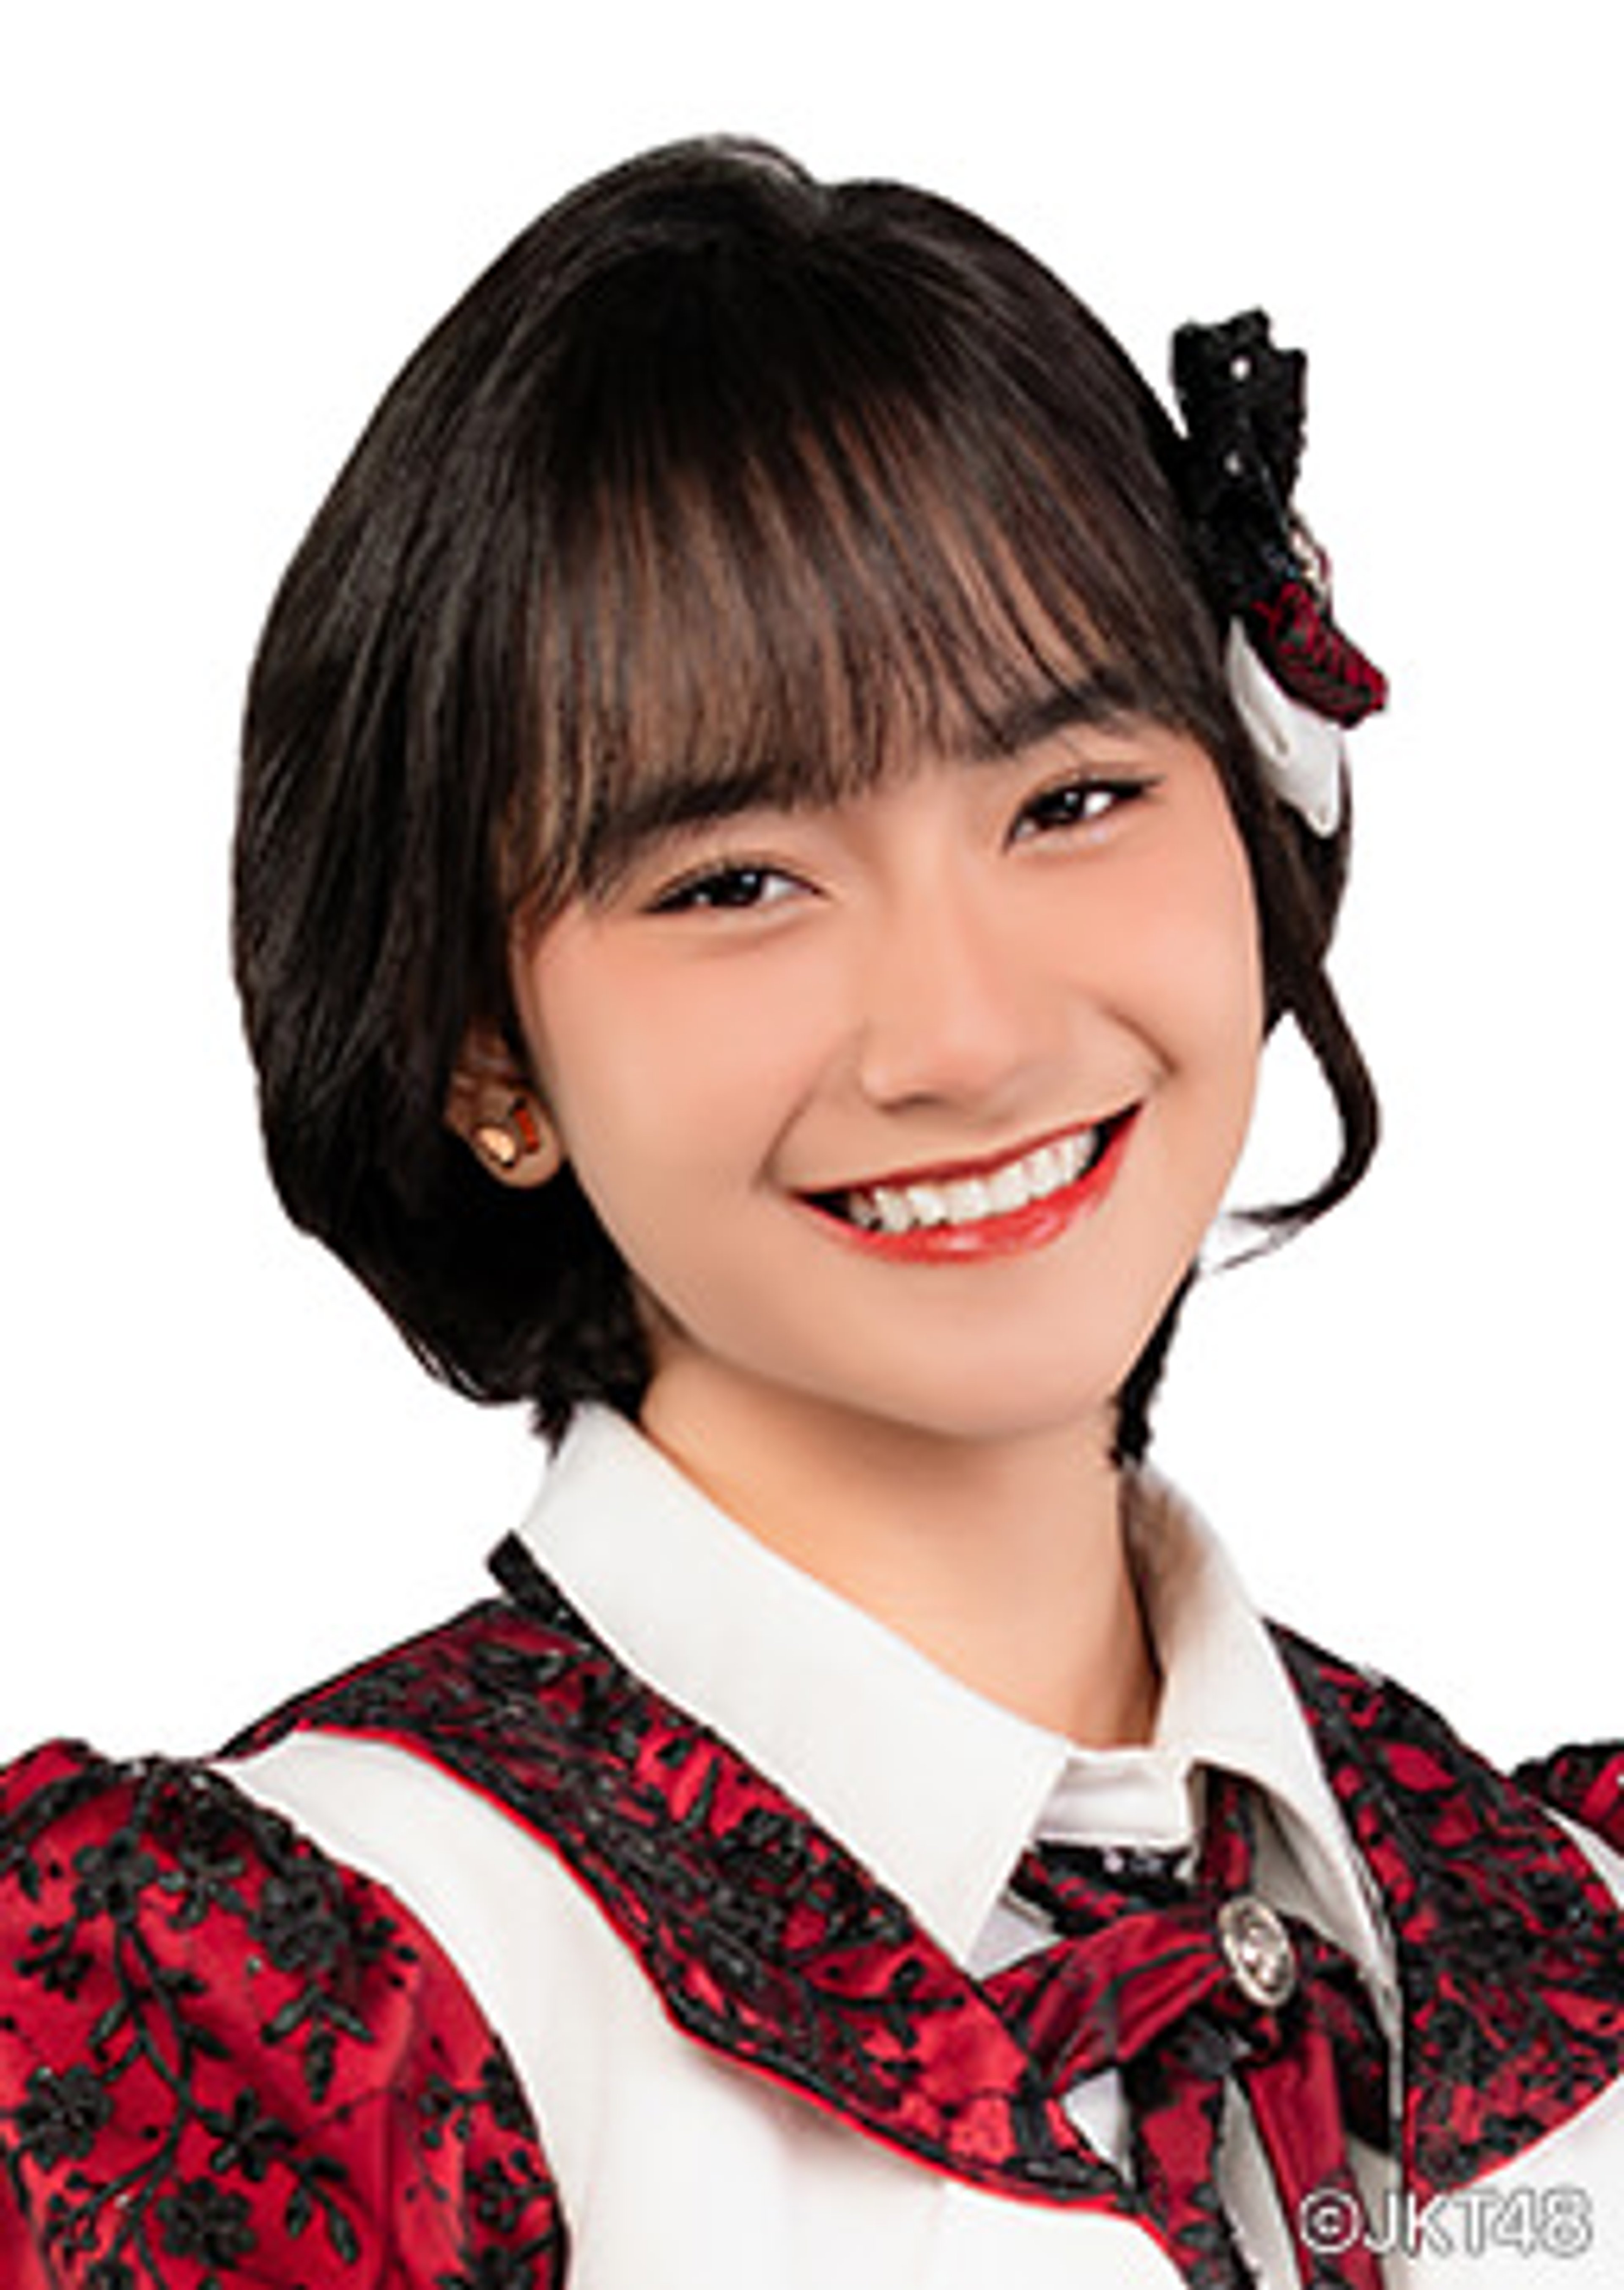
[3,1535,1622,2286]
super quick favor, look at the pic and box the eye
[1009,773,1155,842]
[647,861,804,915]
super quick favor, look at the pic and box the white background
[3,3,1619,1763]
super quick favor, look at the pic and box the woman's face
[508,706,1264,1460]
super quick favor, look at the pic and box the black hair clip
[1173,311,1386,732]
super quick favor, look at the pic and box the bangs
[508,193,1224,913]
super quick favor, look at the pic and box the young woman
[4,137,1621,2289]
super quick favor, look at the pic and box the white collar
[516,1407,1388,1986]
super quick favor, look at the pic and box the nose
[853,871,1054,1114]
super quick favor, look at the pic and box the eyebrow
[952,671,1147,762]
[579,769,811,893]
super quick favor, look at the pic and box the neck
[638,1364,1160,1747]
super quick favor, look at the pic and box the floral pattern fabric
[0,1744,565,2287]
[1278,1635,1624,2199]
[4,1531,1623,2288]
[235,1539,1624,2214]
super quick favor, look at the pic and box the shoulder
[0,1739,567,2287]
[1513,1742,1624,1856]
[1273,1623,1624,1855]
[1270,1625,1624,1958]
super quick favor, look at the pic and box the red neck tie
[985,1771,1390,2290]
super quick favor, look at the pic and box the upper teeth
[842,1127,1105,1234]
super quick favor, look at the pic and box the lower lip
[807,1113,1138,1264]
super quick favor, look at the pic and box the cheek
[1189,852,1265,1073]
[511,925,641,1174]
[513,927,812,1212]
[1113,812,1265,1091]
[518,965,638,1174]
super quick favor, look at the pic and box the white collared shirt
[233,1409,1624,2286]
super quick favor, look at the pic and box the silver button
[1216,1894,1298,2010]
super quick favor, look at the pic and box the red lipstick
[806,1110,1137,1264]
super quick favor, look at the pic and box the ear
[445,1026,565,1190]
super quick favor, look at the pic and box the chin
[808,1348,1139,1456]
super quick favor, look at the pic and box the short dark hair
[234,136,1377,1451]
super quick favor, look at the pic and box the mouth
[801,1110,1138,1260]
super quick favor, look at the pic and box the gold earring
[472,1119,522,1171]
[471,1096,546,1173]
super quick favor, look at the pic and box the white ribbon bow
[1224,621,1345,837]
